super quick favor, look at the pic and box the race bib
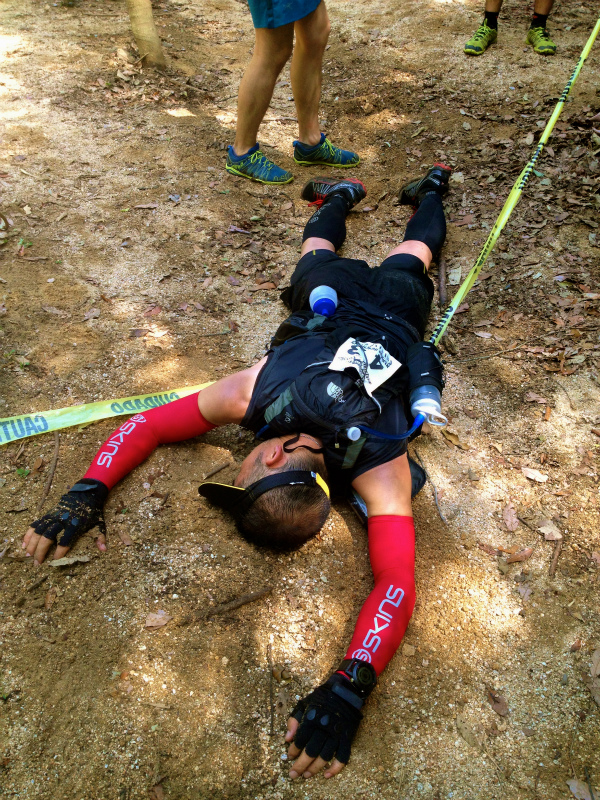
[328,338,401,396]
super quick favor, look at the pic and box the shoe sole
[528,44,556,54]
[464,42,495,55]
[293,157,360,167]
[301,177,367,204]
[225,164,294,185]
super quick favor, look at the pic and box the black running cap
[198,470,329,517]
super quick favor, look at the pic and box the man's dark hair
[236,450,330,550]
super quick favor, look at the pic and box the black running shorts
[284,249,435,338]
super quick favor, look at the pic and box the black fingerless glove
[290,662,376,765]
[30,478,109,547]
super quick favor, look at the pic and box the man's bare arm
[350,452,413,517]
[197,357,266,425]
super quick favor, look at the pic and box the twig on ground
[206,588,272,619]
[140,701,172,710]
[26,575,49,593]
[202,461,232,481]
[36,431,60,514]
[438,256,447,308]
[551,377,577,411]
[412,448,447,525]
[548,539,562,577]
[584,767,596,800]
[197,331,231,338]
[177,587,272,627]
[569,713,580,781]
[517,516,537,531]
[268,640,275,737]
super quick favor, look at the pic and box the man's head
[233,434,330,550]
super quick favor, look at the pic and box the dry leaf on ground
[567,778,595,800]
[44,587,57,610]
[456,714,485,752]
[478,541,499,556]
[582,648,600,708]
[502,501,519,531]
[592,649,600,678]
[148,783,165,800]
[522,467,548,482]
[538,519,562,540]
[441,429,470,449]
[506,547,533,564]
[525,391,549,404]
[118,530,134,546]
[50,555,91,567]
[145,610,172,630]
[487,689,509,717]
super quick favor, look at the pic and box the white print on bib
[328,338,401,396]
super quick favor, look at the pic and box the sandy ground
[0,0,599,798]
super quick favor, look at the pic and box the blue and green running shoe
[225,144,293,185]
[293,134,360,168]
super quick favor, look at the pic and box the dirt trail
[0,1,599,798]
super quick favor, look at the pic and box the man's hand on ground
[22,479,109,565]
[285,677,363,779]
[286,716,346,779]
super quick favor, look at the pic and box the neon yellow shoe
[464,23,497,55]
[526,26,556,55]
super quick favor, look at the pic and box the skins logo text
[96,414,147,468]
[351,584,405,663]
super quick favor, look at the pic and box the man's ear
[263,439,289,469]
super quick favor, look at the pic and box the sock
[530,13,548,28]
[403,193,446,258]
[294,133,325,153]
[302,193,349,251]
[229,142,259,161]
[483,11,499,28]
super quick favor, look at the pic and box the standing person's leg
[290,1,330,148]
[226,25,295,184]
[527,0,556,54]
[464,0,502,55]
[290,2,360,168]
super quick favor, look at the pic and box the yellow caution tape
[430,16,600,346]
[0,383,212,446]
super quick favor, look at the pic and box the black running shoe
[398,163,452,207]
[301,176,367,209]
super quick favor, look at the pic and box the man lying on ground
[23,164,451,779]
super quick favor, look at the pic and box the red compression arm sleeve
[83,392,216,489]
[344,515,416,676]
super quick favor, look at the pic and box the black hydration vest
[244,298,421,474]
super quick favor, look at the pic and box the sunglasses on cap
[198,470,330,517]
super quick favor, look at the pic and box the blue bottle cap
[312,297,336,317]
